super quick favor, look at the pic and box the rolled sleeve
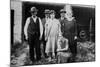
[24,17,30,37]
[39,18,43,39]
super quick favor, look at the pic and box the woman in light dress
[45,10,61,61]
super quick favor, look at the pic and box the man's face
[45,13,50,18]
[31,12,37,16]
[60,12,66,18]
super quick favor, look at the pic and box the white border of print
[0,0,99,67]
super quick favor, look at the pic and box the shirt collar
[32,16,37,19]
[31,16,37,22]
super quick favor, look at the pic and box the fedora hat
[60,9,66,13]
[44,9,50,14]
[30,7,38,13]
[50,10,56,14]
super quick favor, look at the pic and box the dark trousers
[42,31,47,57]
[43,41,47,57]
[69,40,77,57]
[28,33,41,62]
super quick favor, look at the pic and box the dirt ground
[10,41,95,66]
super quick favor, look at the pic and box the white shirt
[32,16,37,22]
[24,16,43,39]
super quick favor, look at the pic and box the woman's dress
[45,19,61,53]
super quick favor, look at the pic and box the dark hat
[44,9,50,14]
[50,10,56,14]
[60,9,66,13]
[30,7,38,13]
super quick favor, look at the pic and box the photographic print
[10,0,95,66]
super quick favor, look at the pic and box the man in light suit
[41,9,50,58]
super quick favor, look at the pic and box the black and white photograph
[10,0,95,66]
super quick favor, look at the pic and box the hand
[52,53,55,58]
[57,49,60,52]
[57,49,62,52]
[25,35,28,40]
[45,36,48,41]
[39,36,42,40]
[74,36,77,40]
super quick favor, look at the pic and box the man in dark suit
[24,7,43,62]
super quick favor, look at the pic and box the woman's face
[45,13,50,18]
[66,12,73,18]
[50,13,55,19]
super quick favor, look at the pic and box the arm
[45,23,48,40]
[57,39,61,52]
[45,20,52,40]
[45,21,51,41]
[24,17,30,40]
[39,18,43,40]
[58,20,62,36]
[74,19,78,40]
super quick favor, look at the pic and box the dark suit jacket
[59,18,77,42]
